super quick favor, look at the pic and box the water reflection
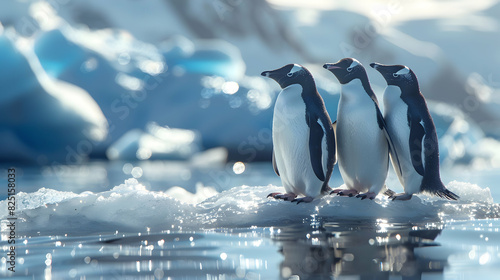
[4,220,500,279]
[274,219,446,279]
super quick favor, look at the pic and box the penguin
[323,58,401,200]
[261,64,336,203]
[370,62,459,201]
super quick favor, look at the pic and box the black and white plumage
[370,62,459,201]
[261,64,336,203]
[323,58,401,200]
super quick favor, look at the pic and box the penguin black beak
[323,63,341,71]
[370,62,381,69]
[261,69,281,84]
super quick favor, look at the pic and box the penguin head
[323,58,367,84]
[370,62,418,88]
[261,64,312,89]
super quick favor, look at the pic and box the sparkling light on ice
[1,178,497,236]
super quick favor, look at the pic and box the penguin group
[261,58,459,203]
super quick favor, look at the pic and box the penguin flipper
[308,115,326,182]
[409,114,425,176]
[272,150,280,176]
[332,120,338,165]
[375,106,403,175]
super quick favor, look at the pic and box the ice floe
[1,178,498,236]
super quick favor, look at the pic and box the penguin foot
[292,197,314,204]
[383,189,396,197]
[331,189,358,197]
[390,193,413,201]
[356,192,377,200]
[267,192,280,198]
[330,189,341,195]
[267,193,297,201]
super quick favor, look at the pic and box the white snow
[444,180,493,204]
[1,179,497,236]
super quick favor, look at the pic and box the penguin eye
[287,72,293,77]
[346,67,353,72]
[393,73,399,78]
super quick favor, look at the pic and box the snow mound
[1,179,498,236]
[444,180,493,204]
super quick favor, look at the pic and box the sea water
[1,161,499,279]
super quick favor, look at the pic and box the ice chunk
[32,22,273,160]
[166,183,219,205]
[106,123,202,161]
[0,32,107,163]
[190,147,228,167]
[471,138,500,169]
[445,180,493,204]
[429,102,483,165]
[425,101,500,168]
[2,179,497,236]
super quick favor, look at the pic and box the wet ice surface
[3,218,500,279]
[1,162,500,279]
[2,177,497,236]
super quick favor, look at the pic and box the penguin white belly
[272,84,323,197]
[383,86,423,195]
[336,81,388,194]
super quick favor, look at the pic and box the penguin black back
[261,64,336,198]
[262,64,333,129]
[262,64,324,106]
[370,62,459,200]
[323,58,380,106]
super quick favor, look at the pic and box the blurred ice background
[1,2,500,279]
[0,0,499,169]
